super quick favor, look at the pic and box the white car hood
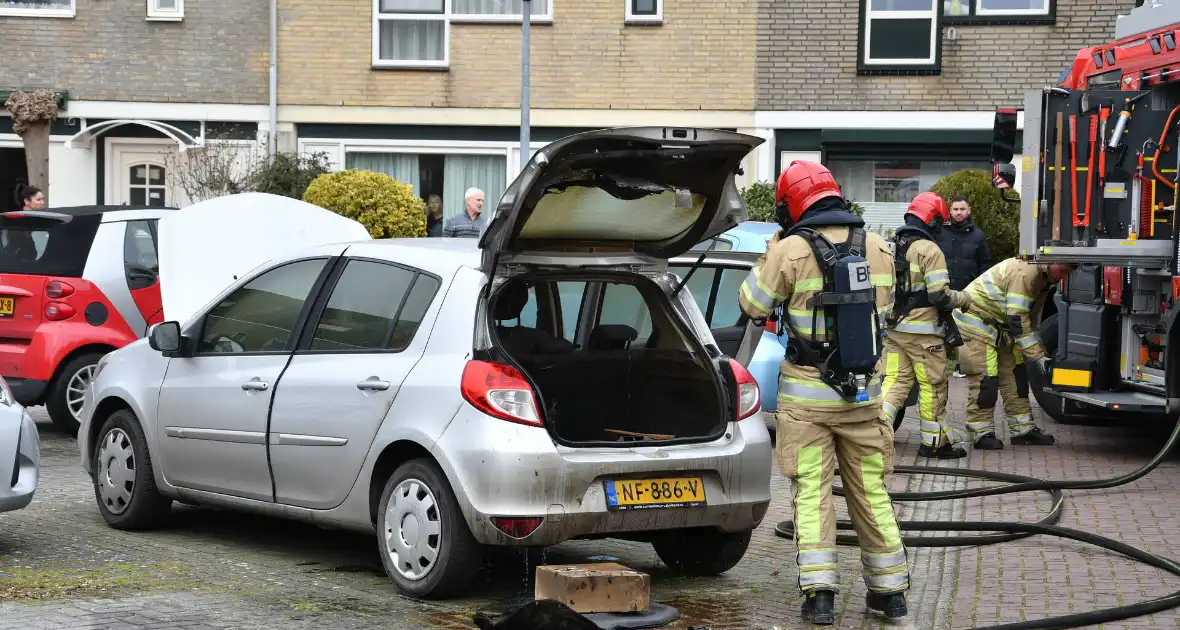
[158,192,372,327]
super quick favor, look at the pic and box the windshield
[0,214,102,277]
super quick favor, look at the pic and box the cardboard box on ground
[534,563,651,614]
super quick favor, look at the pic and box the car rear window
[0,214,103,277]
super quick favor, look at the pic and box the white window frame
[303,138,550,187]
[863,0,938,66]
[372,0,554,69]
[0,0,75,18]
[624,0,662,24]
[146,0,184,21]
[974,0,1048,16]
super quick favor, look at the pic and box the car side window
[712,268,747,327]
[598,282,653,339]
[123,220,159,290]
[309,260,440,352]
[198,258,328,355]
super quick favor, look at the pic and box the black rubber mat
[584,603,681,629]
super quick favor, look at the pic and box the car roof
[43,205,179,217]
[276,236,485,279]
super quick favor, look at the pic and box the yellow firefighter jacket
[738,226,894,422]
[888,237,972,337]
[951,257,1052,361]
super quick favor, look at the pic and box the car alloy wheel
[384,477,443,581]
[96,427,136,515]
[66,363,97,421]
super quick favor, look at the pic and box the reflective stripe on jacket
[958,257,1051,361]
[889,238,971,337]
[738,226,894,418]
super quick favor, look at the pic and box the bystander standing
[937,195,991,377]
[442,187,486,238]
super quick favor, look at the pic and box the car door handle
[241,378,269,392]
[356,377,390,391]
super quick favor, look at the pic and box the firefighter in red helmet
[739,160,910,623]
[880,191,973,460]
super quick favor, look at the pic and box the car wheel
[653,528,751,576]
[46,351,106,436]
[92,409,172,530]
[377,458,482,599]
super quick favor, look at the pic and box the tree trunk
[20,121,51,204]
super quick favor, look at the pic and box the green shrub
[302,169,426,239]
[929,168,1021,261]
[250,151,332,200]
[741,180,865,223]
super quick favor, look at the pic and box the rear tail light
[491,516,544,539]
[460,360,543,427]
[45,280,75,299]
[729,358,761,421]
[45,301,76,321]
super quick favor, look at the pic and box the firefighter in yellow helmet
[738,160,909,624]
[952,258,1075,448]
[879,191,973,459]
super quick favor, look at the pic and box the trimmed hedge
[302,169,426,239]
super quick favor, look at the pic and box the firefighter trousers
[775,409,910,596]
[958,336,1035,440]
[878,330,955,448]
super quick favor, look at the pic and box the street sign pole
[520,0,531,170]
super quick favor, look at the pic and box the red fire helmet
[906,191,950,227]
[775,160,843,223]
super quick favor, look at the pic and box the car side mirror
[148,321,182,355]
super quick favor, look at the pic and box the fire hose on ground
[773,413,1180,630]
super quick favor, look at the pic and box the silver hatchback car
[77,127,774,599]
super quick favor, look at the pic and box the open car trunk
[487,271,732,447]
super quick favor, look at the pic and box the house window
[374,0,553,68]
[862,0,938,68]
[127,163,169,207]
[944,0,1049,17]
[625,0,662,23]
[0,0,74,18]
[147,0,184,20]
[345,151,508,226]
[826,160,990,205]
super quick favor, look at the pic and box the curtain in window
[377,19,445,61]
[451,0,548,15]
[443,154,506,221]
[346,153,422,197]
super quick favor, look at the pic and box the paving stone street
[2,379,1180,630]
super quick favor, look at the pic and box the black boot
[918,443,967,459]
[1011,426,1056,445]
[801,589,836,625]
[974,432,1004,450]
[866,591,908,619]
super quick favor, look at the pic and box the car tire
[377,458,483,599]
[46,350,106,436]
[92,408,172,530]
[653,528,751,576]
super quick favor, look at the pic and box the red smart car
[0,205,169,434]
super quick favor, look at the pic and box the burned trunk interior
[489,272,728,446]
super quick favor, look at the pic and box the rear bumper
[4,378,48,407]
[433,405,774,547]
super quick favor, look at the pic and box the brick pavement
[2,379,1180,629]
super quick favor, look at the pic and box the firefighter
[739,160,909,624]
[952,257,1075,448]
[880,192,973,459]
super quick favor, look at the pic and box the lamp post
[520,0,531,170]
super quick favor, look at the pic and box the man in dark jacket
[936,196,991,378]
[936,196,991,291]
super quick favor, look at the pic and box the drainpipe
[268,0,278,162]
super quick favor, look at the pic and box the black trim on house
[772,128,1024,175]
[943,0,1056,26]
[0,117,83,136]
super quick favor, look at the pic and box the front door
[268,259,443,509]
[156,257,330,501]
[108,145,175,206]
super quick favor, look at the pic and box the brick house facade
[277,0,760,224]
[0,0,271,208]
[751,0,1141,229]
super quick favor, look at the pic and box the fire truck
[989,0,1180,425]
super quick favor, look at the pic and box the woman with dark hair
[2,181,43,262]
[14,181,44,211]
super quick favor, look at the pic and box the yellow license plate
[604,477,706,511]
[0,297,13,318]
